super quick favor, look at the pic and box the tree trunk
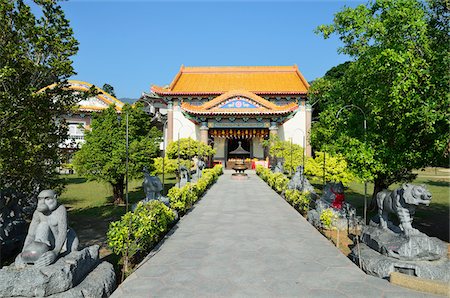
[112,177,124,205]
[370,176,389,210]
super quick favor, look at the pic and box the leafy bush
[304,152,356,186]
[256,165,271,182]
[262,135,305,174]
[285,189,311,215]
[107,200,175,277]
[168,164,223,214]
[274,174,289,193]
[257,165,313,217]
[256,166,288,193]
[152,157,192,175]
[166,138,215,159]
[320,208,337,230]
[168,183,198,215]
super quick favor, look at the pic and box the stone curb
[390,272,450,297]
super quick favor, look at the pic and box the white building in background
[42,80,125,151]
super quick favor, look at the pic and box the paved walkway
[112,171,433,297]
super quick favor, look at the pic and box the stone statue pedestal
[351,225,450,282]
[361,224,447,261]
[0,245,116,297]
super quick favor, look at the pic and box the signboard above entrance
[208,122,270,128]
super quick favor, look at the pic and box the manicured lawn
[59,174,177,256]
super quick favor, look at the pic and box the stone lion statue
[374,183,431,236]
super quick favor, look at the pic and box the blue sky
[61,1,363,99]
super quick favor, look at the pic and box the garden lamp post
[176,122,184,188]
[293,128,306,173]
[118,112,129,212]
[161,119,168,195]
[125,112,129,212]
[290,138,293,176]
[336,104,368,223]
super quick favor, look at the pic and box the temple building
[42,80,124,149]
[140,65,312,167]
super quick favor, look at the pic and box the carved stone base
[351,243,450,282]
[361,225,447,261]
[0,245,116,297]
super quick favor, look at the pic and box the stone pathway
[112,171,436,297]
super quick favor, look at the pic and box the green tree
[304,152,356,186]
[312,0,449,197]
[262,136,305,174]
[166,138,215,160]
[73,103,162,204]
[102,83,116,97]
[0,0,78,205]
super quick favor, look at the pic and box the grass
[59,174,177,257]
[60,174,177,216]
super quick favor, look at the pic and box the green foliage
[256,165,290,194]
[167,183,198,215]
[73,104,161,203]
[106,200,175,275]
[262,136,305,174]
[320,208,337,230]
[168,165,223,214]
[166,138,215,160]
[312,0,449,193]
[255,165,271,181]
[102,83,116,97]
[304,152,356,186]
[152,157,192,175]
[0,0,79,200]
[256,165,313,216]
[285,189,311,215]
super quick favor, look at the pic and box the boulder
[361,225,447,261]
[0,245,116,297]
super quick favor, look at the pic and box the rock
[361,225,447,261]
[0,245,115,297]
[351,243,450,282]
[50,261,116,298]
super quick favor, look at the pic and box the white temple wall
[252,138,264,158]
[173,106,199,141]
[279,106,308,148]
[213,137,225,158]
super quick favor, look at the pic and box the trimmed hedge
[168,164,223,215]
[256,165,311,216]
[107,200,175,263]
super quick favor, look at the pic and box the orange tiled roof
[152,65,309,95]
[181,90,298,116]
[39,80,124,112]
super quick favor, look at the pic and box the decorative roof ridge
[168,65,184,90]
[151,88,307,96]
[294,67,310,89]
[40,80,124,111]
[181,91,298,114]
[201,90,274,110]
[180,65,299,73]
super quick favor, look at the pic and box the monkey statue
[15,190,79,269]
